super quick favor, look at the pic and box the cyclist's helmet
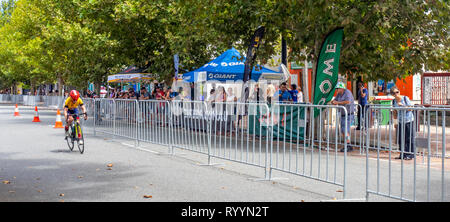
[69,90,80,101]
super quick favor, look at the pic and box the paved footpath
[0,104,448,202]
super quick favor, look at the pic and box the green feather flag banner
[313,28,344,109]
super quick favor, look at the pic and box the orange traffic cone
[32,106,41,122]
[14,104,20,116]
[54,109,64,128]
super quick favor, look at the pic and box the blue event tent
[182,48,282,82]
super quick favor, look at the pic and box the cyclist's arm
[80,104,86,114]
[64,106,69,120]
[80,104,87,119]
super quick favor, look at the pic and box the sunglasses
[393,91,400,94]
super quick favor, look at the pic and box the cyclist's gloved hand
[83,113,88,120]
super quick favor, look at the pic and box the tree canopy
[0,0,448,92]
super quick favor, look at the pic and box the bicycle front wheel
[66,125,74,151]
[75,123,84,154]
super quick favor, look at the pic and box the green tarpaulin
[248,105,306,141]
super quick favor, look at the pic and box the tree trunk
[30,80,34,96]
[57,73,63,96]
[302,55,309,103]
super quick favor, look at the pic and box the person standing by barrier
[207,88,216,109]
[166,87,179,101]
[138,87,151,123]
[356,82,368,130]
[289,84,299,103]
[391,86,415,160]
[297,86,304,103]
[274,82,293,103]
[266,84,276,105]
[139,87,150,100]
[331,82,355,152]
[128,87,138,100]
[251,83,262,103]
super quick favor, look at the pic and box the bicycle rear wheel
[66,125,74,151]
[75,123,84,154]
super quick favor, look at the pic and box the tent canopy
[182,48,282,82]
[107,65,156,83]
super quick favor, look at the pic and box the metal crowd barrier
[365,105,448,202]
[87,99,352,198]
[81,98,95,130]
[6,95,444,202]
[205,101,271,176]
[10,95,23,104]
[0,94,11,102]
[169,100,210,156]
[270,103,349,198]
[22,95,40,106]
[0,94,42,106]
[138,100,171,147]
[43,95,65,109]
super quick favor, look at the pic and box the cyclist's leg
[66,109,75,135]
[72,108,83,138]
[67,109,76,125]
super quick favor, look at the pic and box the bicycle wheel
[75,123,84,154]
[66,125,74,151]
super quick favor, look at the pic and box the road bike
[65,113,86,154]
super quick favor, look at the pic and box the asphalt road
[0,104,337,202]
[0,104,448,202]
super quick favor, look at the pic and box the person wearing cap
[331,82,355,152]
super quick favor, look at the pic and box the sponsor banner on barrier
[249,105,306,140]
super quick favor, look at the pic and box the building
[288,61,424,104]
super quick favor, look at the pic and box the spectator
[86,89,93,98]
[251,83,262,103]
[128,88,138,99]
[207,88,216,108]
[226,87,238,127]
[266,84,276,104]
[175,87,184,100]
[189,82,196,101]
[215,86,227,103]
[155,87,164,100]
[274,82,293,103]
[109,88,116,99]
[167,87,181,101]
[227,87,237,102]
[289,84,299,103]
[122,91,129,99]
[356,82,368,130]
[115,91,122,99]
[391,86,415,160]
[139,87,150,100]
[297,86,304,103]
[151,87,157,99]
[331,82,355,152]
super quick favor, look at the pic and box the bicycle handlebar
[66,113,87,118]
[67,112,87,116]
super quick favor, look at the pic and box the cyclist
[64,90,88,141]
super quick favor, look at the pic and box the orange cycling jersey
[64,97,84,110]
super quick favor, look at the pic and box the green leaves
[0,0,448,90]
